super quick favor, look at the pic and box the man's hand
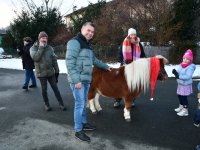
[75,82,82,89]
[172,69,179,79]
[107,67,113,71]
[39,41,47,47]
[55,73,59,83]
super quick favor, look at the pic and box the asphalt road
[0,68,199,150]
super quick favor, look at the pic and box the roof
[64,7,86,18]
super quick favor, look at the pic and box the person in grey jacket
[30,31,66,111]
[66,22,111,143]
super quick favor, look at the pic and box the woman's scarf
[122,37,141,63]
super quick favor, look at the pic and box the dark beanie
[38,31,48,40]
[23,37,32,42]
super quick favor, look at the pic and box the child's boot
[174,104,183,112]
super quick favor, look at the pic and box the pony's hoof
[92,111,97,115]
[97,110,103,115]
[125,118,131,122]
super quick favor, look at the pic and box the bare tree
[94,0,172,46]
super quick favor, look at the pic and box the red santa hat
[150,57,160,100]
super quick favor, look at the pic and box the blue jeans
[197,82,200,91]
[194,109,200,124]
[70,83,90,132]
[196,145,200,150]
[24,69,36,87]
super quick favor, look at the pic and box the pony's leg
[124,107,131,122]
[88,98,97,114]
[88,86,97,114]
[94,93,102,112]
[124,99,132,122]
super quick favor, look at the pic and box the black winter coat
[18,43,35,69]
[117,42,146,65]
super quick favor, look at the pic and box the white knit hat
[128,28,137,36]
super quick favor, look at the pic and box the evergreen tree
[2,6,64,52]
[170,0,198,49]
[69,0,106,34]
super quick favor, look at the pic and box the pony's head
[124,55,168,96]
[149,55,168,100]
[155,55,168,81]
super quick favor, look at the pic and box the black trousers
[38,75,64,106]
[178,95,188,108]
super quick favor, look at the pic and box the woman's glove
[172,69,179,79]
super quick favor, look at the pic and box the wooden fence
[53,44,200,63]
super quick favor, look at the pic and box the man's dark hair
[82,22,95,28]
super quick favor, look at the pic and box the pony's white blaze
[124,58,150,93]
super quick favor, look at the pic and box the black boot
[59,104,66,111]
[22,85,28,90]
[82,123,96,131]
[59,101,66,111]
[113,99,122,108]
[29,84,37,88]
[44,104,52,111]
[75,130,90,142]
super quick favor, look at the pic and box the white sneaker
[174,105,183,112]
[194,123,200,127]
[177,108,189,116]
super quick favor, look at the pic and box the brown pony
[88,55,168,122]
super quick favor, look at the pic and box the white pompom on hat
[128,28,137,36]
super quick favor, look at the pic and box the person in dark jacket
[114,28,146,108]
[30,31,66,111]
[17,37,37,90]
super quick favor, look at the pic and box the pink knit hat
[183,49,193,61]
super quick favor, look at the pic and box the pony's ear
[155,55,168,65]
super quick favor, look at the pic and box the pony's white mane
[124,58,150,92]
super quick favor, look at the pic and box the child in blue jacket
[172,49,196,116]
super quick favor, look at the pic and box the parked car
[0,54,12,59]
[0,47,12,59]
[0,47,4,54]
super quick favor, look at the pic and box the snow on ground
[0,58,200,78]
